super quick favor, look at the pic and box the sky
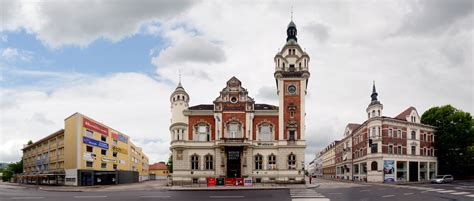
[0,0,472,165]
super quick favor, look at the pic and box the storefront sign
[383,160,395,182]
[112,132,118,139]
[243,178,252,186]
[207,177,216,186]
[257,142,274,146]
[83,136,109,149]
[102,157,117,163]
[235,178,244,186]
[83,152,96,162]
[112,146,128,154]
[216,178,224,186]
[224,178,235,186]
[83,118,109,136]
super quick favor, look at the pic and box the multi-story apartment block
[20,113,149,186]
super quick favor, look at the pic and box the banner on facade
[83,118,109,136]
[207,177,216,186]
[101,157,117,163]
[83,136,109,149]
[112,146,128,154]
[243,178,252,186]
[83,152,96,162]
[383,160,395,182]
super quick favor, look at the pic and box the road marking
[451,192,470,195]
[209,196,245,198]
[438,190,455,193]
[140,195,171,198]
[403,193,414,195]
[74,196,107,198]
[360,190,370,192]
[382,195,395,198]
[11,197,44,200]
[466,194,474,198]
[329,192,342,194]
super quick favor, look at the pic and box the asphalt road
[1,179,473,201]
[1,188,292,201]
[315,179,474,201]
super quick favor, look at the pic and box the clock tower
[274,19,310,143]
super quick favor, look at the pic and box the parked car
[431,175,454,184]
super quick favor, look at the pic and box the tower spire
[371,81,378,102]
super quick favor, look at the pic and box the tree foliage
[421,105,474,179]
[1,160,23,182]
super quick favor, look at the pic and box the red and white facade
[332,84,438,182]
[169,20,310,185]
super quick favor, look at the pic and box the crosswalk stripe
[438,190,455,193]
[451,192,470,195]
[466,194,474,198]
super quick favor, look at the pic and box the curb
[39,187,84,192]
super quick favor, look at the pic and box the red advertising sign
[111,132,118,139]
[236,178,244,186]
[83,118,109,136]
[224,178,235,186]
[207,177,216,186]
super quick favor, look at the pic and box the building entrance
[226,147,242,178]
[409,162,419,182]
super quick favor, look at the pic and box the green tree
[27,140,33,145]
[167,155,173,173]
[1,160,23,182]
[421,105,474,179]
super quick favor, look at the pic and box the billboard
[112,131,129,143]
[384,160,395,182]
[83,136,109,149]
[83,118,109,136]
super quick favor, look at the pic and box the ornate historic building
[169,20,310,184]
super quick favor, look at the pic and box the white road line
[11,197,44,200]
[403,193,414,195]
[209,196,245,198]
[140,195,171,198]
[360,190,371,192]
[451,192,470,195]
[466,194,474,198]
[382,195,395,198]
[438,190,455,193]
[74,196,107,198]
[329,192,342,194]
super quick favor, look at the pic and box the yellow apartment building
[20,113,149,186]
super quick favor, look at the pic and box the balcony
[218,138,250,146]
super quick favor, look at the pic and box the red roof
[394,106,416,121]
[346,123,361,131]
[149,162,168,170]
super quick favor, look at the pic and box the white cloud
[1,47,33,61]
[0,0,472,165]
[0,0,195,48]
[0,72,174,163]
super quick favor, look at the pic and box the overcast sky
[0,0,472,164]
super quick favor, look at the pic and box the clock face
[288,85,297,94]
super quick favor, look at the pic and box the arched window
[225,121,242,138]
[411,130,416,140]
[268,154,276,170]
[371,161,377,171]
[258,123,273,141]
[205,154,213,170]
[377,110,380,116]
[372,110,375,117]
[277,59,280,67]
[195,123,210,142]
[254,154,263,170]
[288,153,296,169]
[191,154,199,170]
[283,63,286,68]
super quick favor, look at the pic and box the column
[427,162,430,180]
